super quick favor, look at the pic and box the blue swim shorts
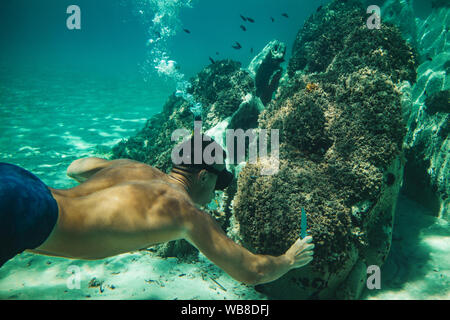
[0,163,58,267]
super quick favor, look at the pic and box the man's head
[170,134,233,206]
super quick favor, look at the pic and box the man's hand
[284,236,314,270]
[250,236,315,285]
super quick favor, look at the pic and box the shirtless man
[0,136,314,285]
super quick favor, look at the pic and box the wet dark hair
[172,134,233,190]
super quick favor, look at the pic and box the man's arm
[67,157,137,183]
[183,208,314,285]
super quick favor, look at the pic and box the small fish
[246,17,255,23]
[154,31,161,39]
[316,5,323,12]
[232,42,242,50]
[427,57,433,61]
[183,28,191,34]
[209,56,216,64]
[270,16,275,22]
[281,13,289,18]
[240,14,247,22]
[240,25,246,31]
[250,48,254,53]
[216,51,220,55]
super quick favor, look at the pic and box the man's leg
[0,163,58,267]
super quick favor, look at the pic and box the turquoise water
[0,0,448,300]
[0,64,170,188]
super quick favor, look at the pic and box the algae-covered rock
[288,0,365,76]
[231,0,416,299]
[327,23,417,84]
[247,40,286,105]
[233,71,405,298]
[190,60,255,129]
[288,0,417,83]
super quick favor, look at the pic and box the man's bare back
[2,157,314,285]
[34,159,192,260]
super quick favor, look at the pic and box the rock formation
[247,40,286,105]
[382,0,449,219]
[232,0,417,299]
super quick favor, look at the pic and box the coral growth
[327,24,417,84]
[305,82,319,92]
[236,68,405,272]
[288,0,365,75]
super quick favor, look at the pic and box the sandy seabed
[0,195,448,300]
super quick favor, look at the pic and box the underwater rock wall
[382,1,449,219]
[402,7,449,220]
[231,0,417,299]
[247,40,286,105]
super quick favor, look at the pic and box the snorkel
[174,80,203,130]
[190,102,203,135]
[190,101,233,191]
[173,87,233,191]
[190,102,203,122]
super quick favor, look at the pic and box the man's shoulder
[120,177,188,201]
[122,179,195,219]
[98,160,166,181]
